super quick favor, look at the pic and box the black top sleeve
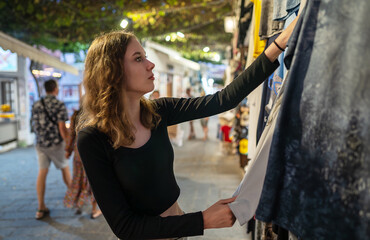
[77,129,204,240]
[155,52,279,126]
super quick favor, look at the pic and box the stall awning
[145,41,200,71]
[0,31,78,75]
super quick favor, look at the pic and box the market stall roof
[0,31,78,75]
[145,41,200,71]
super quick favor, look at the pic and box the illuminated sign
[0,47,17,72]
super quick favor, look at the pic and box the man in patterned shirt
[31,79,71,220]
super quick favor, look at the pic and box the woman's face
[122,38,155,97]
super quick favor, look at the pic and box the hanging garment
[229,72,288,226]
[257,9,297,143]
[257,5,299,142]
[245,3,259,160]
[246,84,263,160]
[273,0,301,21]
[256,79,272,143]
[250,0,267,58]
[256,35,279,143]
[256,0,370,239]
[238,0,254,47]
[275,12,297,80]
[259,0,285,40]
[258,12,298,146]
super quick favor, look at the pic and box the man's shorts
[36,142,68,169]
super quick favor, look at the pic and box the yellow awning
[0,31,78,75]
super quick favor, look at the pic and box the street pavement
[0,116,251,240]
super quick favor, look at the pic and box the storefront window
[0,79,16,113]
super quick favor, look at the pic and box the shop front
[0,31,78,152]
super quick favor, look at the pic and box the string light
[176,32,185,38]
[120,19,129,29]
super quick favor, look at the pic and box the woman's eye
[136,57,142,62]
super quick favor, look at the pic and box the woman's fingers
[202,197,237,229]
[219,196,237,204]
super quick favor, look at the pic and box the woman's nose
[147,59,155,70]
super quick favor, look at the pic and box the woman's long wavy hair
[77,30,161,149]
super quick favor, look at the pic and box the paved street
[0,116,250,240]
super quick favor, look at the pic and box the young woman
[77,17,298,240]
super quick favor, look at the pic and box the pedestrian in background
[64,104,102,219]
[199,89,209,141]
[31,79,71,220]
[149,90,160,100]
[76,15,297,239]
[185,87,196,140]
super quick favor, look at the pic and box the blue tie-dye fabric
[273,0,300,21]
[256,0,370,239]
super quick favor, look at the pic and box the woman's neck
[123,94,141,124]
[122,94,152,148]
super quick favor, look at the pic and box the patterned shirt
[31,95,68,147]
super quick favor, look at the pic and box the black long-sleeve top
[77,52,279,240]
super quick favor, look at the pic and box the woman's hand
[265,14,300,62]
[202,196,237,229]
[65,151,71,159]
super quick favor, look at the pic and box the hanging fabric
[238,0,254,48]
[255,0,370,239]
[273,0,301,21]
[256,36,280,145]
[259,0,285,40]
[229,70,289,225]
[250,0,267,58]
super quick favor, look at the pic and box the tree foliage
[0,0,234,62]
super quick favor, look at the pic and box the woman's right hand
[202,196,237,229]
[65,151,71,159]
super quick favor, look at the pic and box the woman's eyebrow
[132,51,146,56]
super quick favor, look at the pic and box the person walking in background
[220,116,234,155]
[186,87,196,140]
[76,15,297,239]
[31,79,71,220]
[149,90,160,100]
[64,105,102,219]
[199,89,209,141]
